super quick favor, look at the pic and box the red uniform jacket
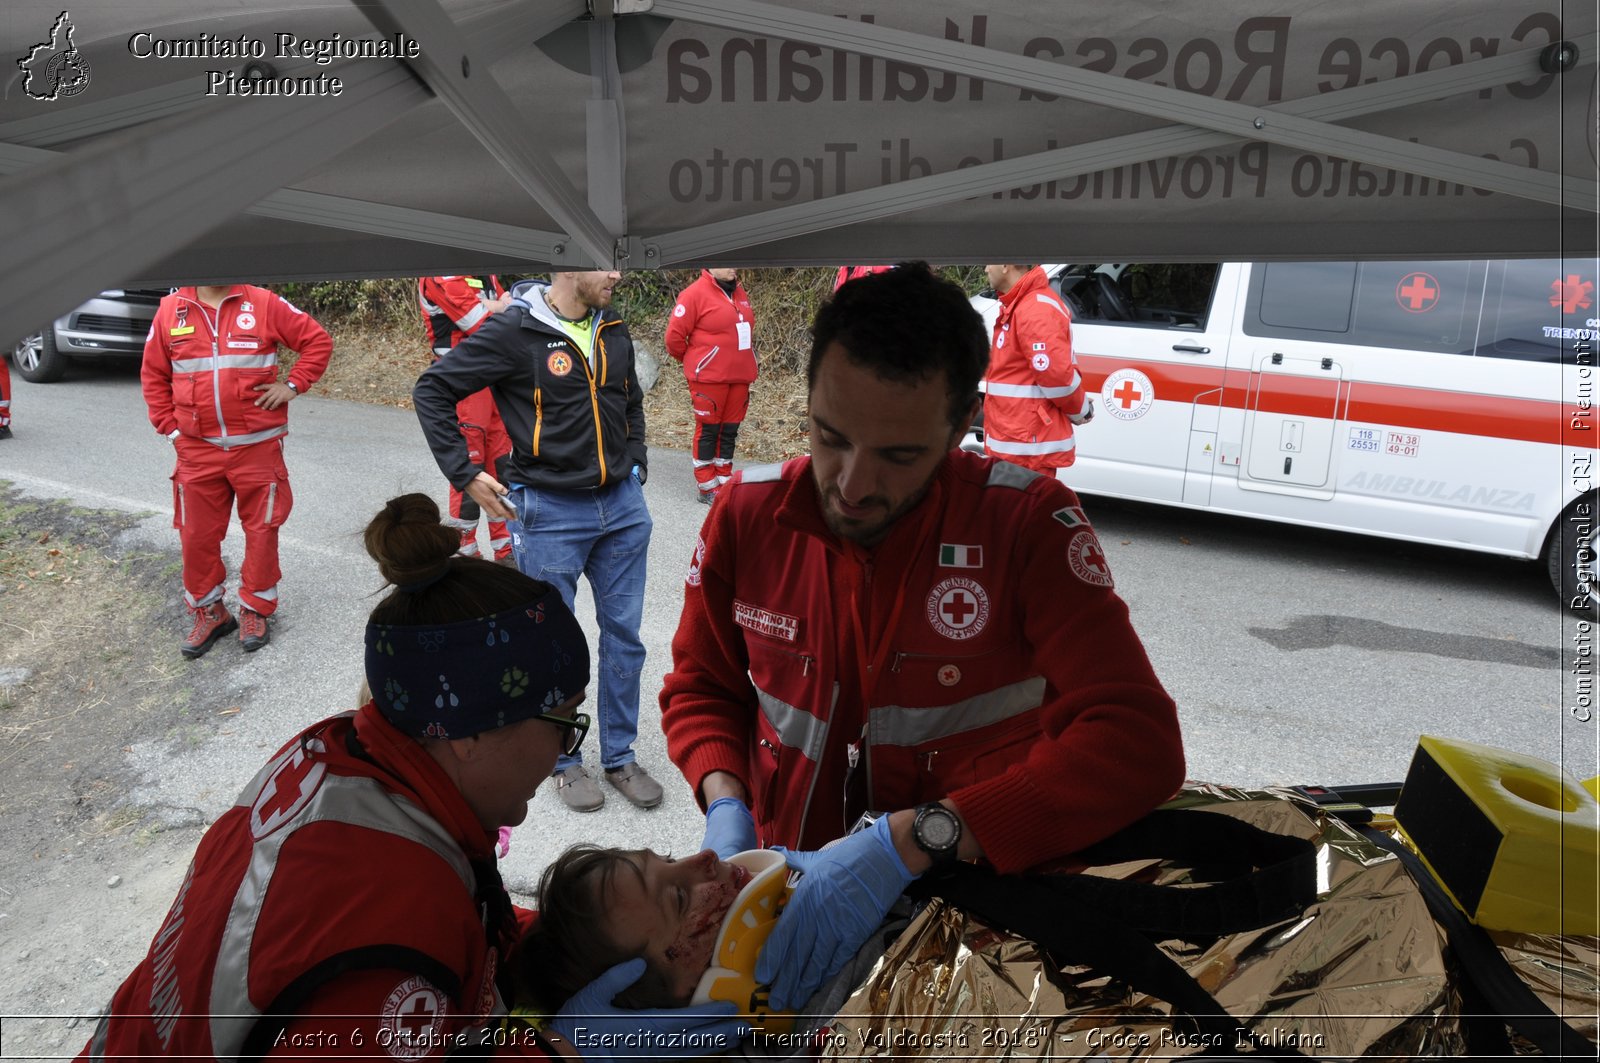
[660,450,1184,873]
[984,267,1090,473]
[80,705,546,1060]
[664,271,757,385]
[419,275,507,355]
[142,286,331,449]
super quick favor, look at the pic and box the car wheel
[1546,494,1598,613]
[14,328,68,382]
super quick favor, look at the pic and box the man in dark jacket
[414,270,663,814]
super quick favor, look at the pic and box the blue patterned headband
[363,589,591,740]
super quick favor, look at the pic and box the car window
[1063,263,1219,330]
[1480,258,1598,363]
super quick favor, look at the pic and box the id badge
[736,320,752,350]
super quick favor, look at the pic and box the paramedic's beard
[819,481,933,548]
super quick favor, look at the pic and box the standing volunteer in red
[141,284,332,657]
[418,275,516,561]
[664,268,757,504]
[981,263,1094,474]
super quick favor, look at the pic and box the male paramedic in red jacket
[661,263,1183,1014]
[419,275,515,559]
[981,263,1094,474]
[142,285,332,658]
[664,268,757,504]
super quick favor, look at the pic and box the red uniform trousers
[449,388,513,560]
[690,381,750,496]
[171,437,292,616]
[0,354,11,431]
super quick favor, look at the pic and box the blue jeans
[508,477,652,773]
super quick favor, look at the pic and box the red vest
[81,706,524,1060]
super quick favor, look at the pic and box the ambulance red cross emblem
[1395,272,1440,313]
[927,577,990,640]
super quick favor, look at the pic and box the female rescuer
[78,493,744,1061]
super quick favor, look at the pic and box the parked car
[9,288,170,382]
[969,260,1598,611]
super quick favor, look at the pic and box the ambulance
[969,259,1598,611]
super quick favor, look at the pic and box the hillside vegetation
[272,266,985,464]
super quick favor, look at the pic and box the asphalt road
[1,364,1593,897]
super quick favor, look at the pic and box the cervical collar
[690,849,797,1034]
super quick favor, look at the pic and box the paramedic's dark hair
[809,262,989,430]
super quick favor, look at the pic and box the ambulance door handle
[1172,344,1210,355]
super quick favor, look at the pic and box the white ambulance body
[971,259,1597,609]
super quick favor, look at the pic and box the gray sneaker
[554,764,604,812]
[605,762,664,809]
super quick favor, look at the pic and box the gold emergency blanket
[1492,930,1600,1050]
[823,785,1467,1059]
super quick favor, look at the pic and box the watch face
[918,808,959,850]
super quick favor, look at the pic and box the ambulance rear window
[1483,258,1597,363]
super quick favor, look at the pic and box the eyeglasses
[540,710,590,757]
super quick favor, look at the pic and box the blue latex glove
[549,958,747,1060]
[701,796,757,859]
[755,814,916,1010]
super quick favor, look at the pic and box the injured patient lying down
[521,844,891,1046]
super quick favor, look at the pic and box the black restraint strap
[1357,825,1596,1058]
[906,808,1319,1058]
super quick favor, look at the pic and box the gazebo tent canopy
[0,0,1595,347]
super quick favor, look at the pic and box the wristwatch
[911,803,963,865]
[285,380,299,395]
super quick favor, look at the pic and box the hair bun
[364,493,459,589]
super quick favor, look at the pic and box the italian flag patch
[939,543,983,568]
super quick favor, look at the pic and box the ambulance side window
[1479,258,1594,363]
[1246,260,1481,354]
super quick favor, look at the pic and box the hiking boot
[555,764,604,812]
[239,608,270,652]
[494,554,519,569]
[0,425,12,440]
[697,490,716,505]
[605,762,664,809]
[181,602,237,659]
